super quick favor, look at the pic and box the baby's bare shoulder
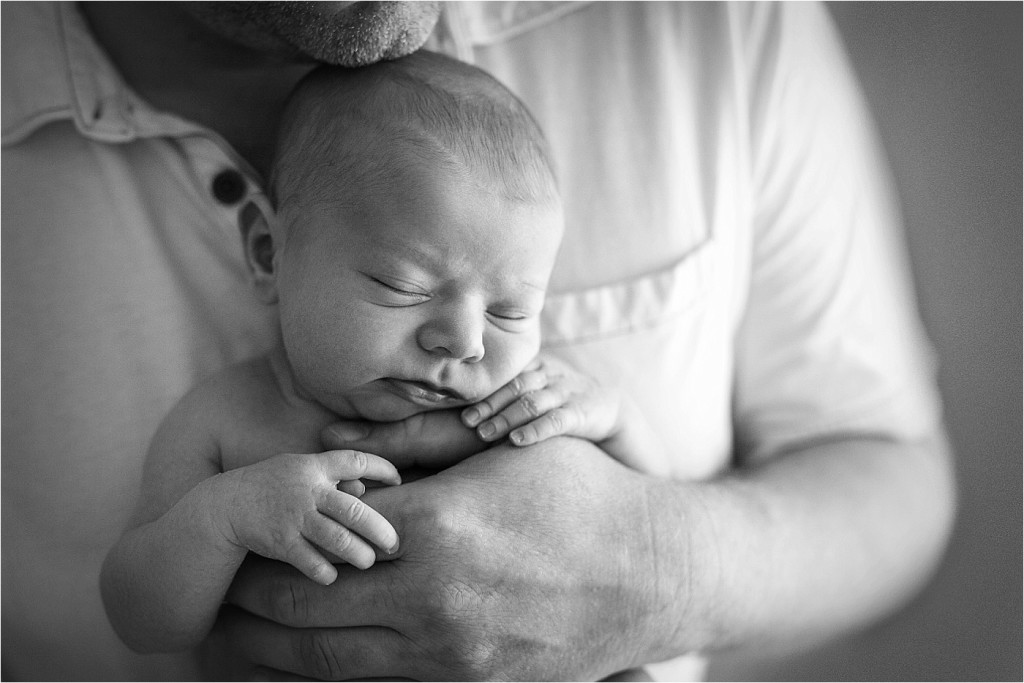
[135,357,296,524]
[190,356,334,470]
[184,357,291,441]
[167,357,278,430]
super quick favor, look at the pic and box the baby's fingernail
[478,422,496,439]
[387,539,400,554]
[328,423,369,442]
[510,430,525,446]
[462,407,481,426]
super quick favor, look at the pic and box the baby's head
[243,51,563,421]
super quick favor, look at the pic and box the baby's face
[274,162,562,422]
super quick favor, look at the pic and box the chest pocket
[541,239,715,348]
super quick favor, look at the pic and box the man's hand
[219,438,676,680]
[218,420,954,682]
[320,408,488,474]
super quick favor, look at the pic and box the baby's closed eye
[364,273,431,306]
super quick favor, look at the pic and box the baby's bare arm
[101,478,250,653]
[100,389,247,653]
[100,384,401,653]
[214,449,401,583]
[596,395,674,477]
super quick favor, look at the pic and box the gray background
[710,2,1022,681]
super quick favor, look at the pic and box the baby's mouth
[383,378,469,405]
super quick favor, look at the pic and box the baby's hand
[461,355,621,447]
[219,450,400,586]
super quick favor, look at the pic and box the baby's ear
[239,196,279,304]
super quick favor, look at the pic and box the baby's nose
[417,302,485,363]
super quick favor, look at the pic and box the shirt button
[212,169,246,205]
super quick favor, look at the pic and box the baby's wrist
[613,394,644,438]
[188,471,249,553]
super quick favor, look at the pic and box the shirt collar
[3,2,205,147]
[459,1,590,45]
[429,1,591,61]
[2,1,590,148]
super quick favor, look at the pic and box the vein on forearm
[642,431,955,657]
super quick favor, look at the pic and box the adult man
[2,2,954,680]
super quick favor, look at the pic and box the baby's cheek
[493,334,541,383]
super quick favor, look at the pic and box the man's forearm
[640,433,956,660]
[218,423,956,680]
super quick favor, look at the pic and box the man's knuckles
[259,571,316,627]
[297,629,348,681]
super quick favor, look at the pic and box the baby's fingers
[461,369,548,428]
[509,405,584,446]
[318,490,399,557]
[280,536,339,586]
[475,387,566,442]
[317,449,401,487]
[303,512,380,571]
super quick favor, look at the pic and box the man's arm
[649,432,955,656]
[219,425,953,680]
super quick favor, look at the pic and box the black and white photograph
[2,2,1020,681]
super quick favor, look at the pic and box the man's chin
[182,1,442,67]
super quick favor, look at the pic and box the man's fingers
[217,605,413,681]
[317,450,400,486]
[321,410,484,469]
[248,666,320,682]
[226,555,403,628]
[318,490,399,555]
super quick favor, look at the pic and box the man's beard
[183,1,442,67]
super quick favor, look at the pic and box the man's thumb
[320,410,485,469]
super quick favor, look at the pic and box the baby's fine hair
[270,50,558,213]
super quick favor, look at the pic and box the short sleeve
[733,2,943,463]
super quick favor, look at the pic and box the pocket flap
[542,240,714,346]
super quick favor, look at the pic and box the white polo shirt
[2,2,941,680]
